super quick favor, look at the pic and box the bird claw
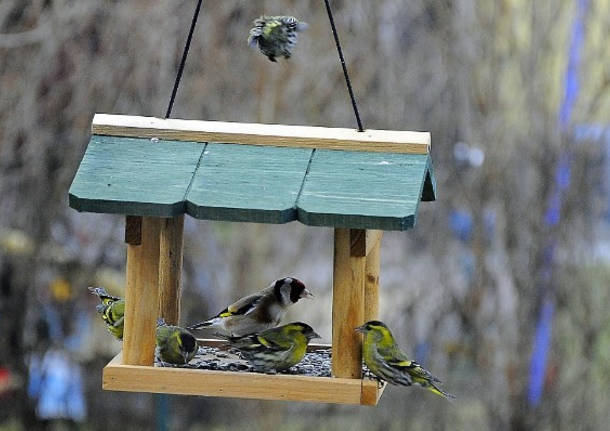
[363,368,384,388]
[375,376,385,389]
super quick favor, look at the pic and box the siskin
[156,318,198,366]
[187,277,314,337]
[248,15,308,62]
[356,320,455,399]
[89,286,125,340]
[226,322,320,373]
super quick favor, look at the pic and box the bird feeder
[69,113,436,405]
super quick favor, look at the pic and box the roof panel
[186,143,312,224]
[68,135,204,217]
[69,134,436,231]
[297,150,428,230]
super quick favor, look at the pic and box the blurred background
[1,0,609,430]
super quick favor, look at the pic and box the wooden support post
[364,232,382,322]
[123,217,161,366]
[158,215,184,325]
[332,228,365,379]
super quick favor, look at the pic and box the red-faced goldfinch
[187,277,314,337]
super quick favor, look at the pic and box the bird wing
[226,332,285,353]
[388,359,442,383]
[216,292,266,318]
[256,329,293,352]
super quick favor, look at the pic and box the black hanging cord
[165,0,204,119]
[166,0,362,130]
[323,0,364,132]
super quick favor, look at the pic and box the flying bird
[248,15,308,62]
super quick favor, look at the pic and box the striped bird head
[355,320,395,343]
[176,331,197,363]
[285,322,321,340]
[273,277,314,306]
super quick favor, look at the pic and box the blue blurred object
[449,209,473,243]
[155,394,170,431]
[483,208,496,240]
[28,348,87,422]
[64,310,91,353]
[414,341,430,366]
[42,304,63,342]
[544,191,561,227]
[528,0,589,407]
[558,0,588,130]
[528,300,555,405]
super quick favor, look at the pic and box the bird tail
[427,382,456,400]
[247,34,260,48]
[88,286,120,304]
[186,320,214,330]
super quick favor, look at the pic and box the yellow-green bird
[248,16,308,62]
[356,320,455,399]
[227,322,320,373]
[89,286,125,340]
[156,319,198,366]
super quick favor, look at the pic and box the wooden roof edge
[91,113,431,155]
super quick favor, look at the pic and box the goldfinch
[227,322,320,373]
[156,318,198,366]
[356,320,455,399]
[89,286,125,340]
[248,16,308,62]
[187,277,314,337]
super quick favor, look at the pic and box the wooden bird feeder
[69,113,436,406]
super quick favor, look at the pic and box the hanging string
[165,0,204,119]
[166,0,362,131]
[323,0,364,132]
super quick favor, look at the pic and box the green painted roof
[69,135,436,231]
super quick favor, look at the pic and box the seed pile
[156,345,373,379]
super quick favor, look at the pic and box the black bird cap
[292,322,321,339]
[356,320,388,332]
[289,278,308,303]
[180,332,196,352]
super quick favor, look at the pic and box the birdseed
[155,344,374,379]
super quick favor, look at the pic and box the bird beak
[300,289,315,299]
[311,331,321,339]
[354,325,365,333]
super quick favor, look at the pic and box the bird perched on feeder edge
[356,320,455,400]
[188,277,314,337]
[248,15,308,62]
[156,318,198,366]
[89,286,125,340]
[225,322,320,373]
